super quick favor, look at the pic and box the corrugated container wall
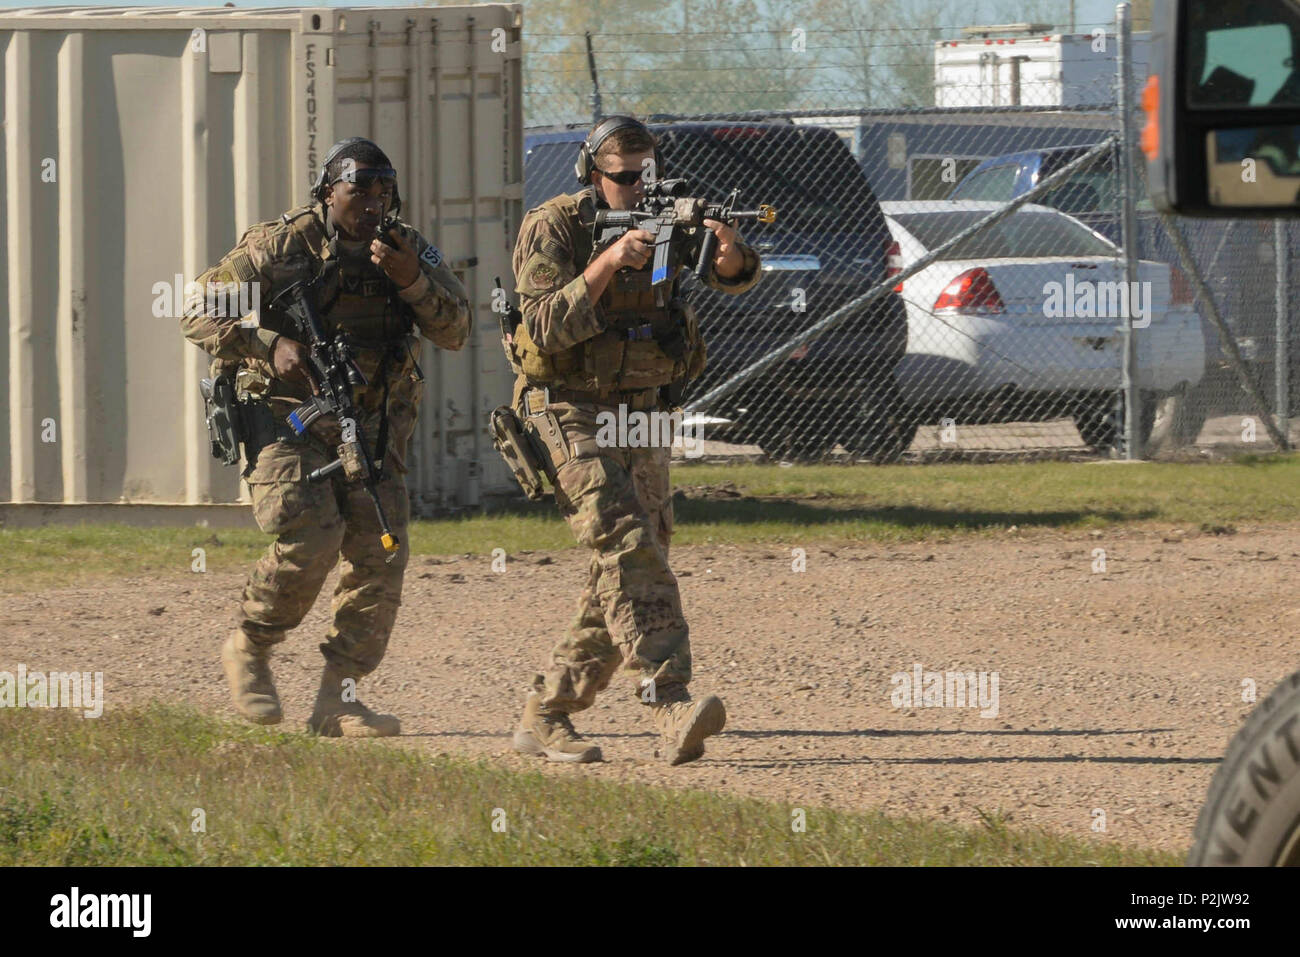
[0,5,524,513]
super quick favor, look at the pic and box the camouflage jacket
[181,203,472,471]
[512,187,761,356]
[182,202,470,365]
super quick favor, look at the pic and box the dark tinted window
[1039,149,1117,213]
[892,210,1116,260]
[951,164,1019,200]
[654,126,887,240]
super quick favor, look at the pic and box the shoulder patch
[420,243,443,268]
[527,260,559,291]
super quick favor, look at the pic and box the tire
[755,429,837,463]
[1072,390,1156,453]
[1146,381,1210,453]
[751,404,837,463]
[1188,669,1300,866]
[840,376,917,464]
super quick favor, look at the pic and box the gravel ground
[6,520,1299,854]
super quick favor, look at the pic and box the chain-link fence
[520,8,1297,463]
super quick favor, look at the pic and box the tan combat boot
[221,630,283,725]
[306,665,401,737]
[651,694,726,766]
[512,692,602,763]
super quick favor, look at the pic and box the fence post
[1275,220,1290,443]
[1117,2,1142,459]
[1159,212,1290,449]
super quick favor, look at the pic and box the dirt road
[7,521,1299,853]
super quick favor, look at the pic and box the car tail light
[1170,265,1194,306]
[885,240,904,292]
[711,126,767,140]
[933,267,1005,313]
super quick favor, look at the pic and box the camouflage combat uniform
[182,202,471,678]
[505,187,760,713]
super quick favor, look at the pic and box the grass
[4,455,1299,588]
[0,705,1180,866]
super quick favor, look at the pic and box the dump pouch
[238,398,279,470]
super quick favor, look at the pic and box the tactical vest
[259,206,418,410]
[504,190,705,395]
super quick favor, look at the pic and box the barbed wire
[524,56,1129,72]
[526,23,1122,39]
[524,86,930,95]
[525,45,1124,57]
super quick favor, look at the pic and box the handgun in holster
[200,375,278,469]
[490,405,549,501]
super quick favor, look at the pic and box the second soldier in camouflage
[503,117,761,764]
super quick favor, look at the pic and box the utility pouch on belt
[524,408,571,477]
[490,406,548,500]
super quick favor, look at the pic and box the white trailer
[934,28,1150,109]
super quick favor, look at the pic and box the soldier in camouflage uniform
[504,117,761,764]
[182,137,471,736]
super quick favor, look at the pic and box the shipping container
[934,29,1150,108]
[0,4,524,516]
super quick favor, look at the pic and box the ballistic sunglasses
[596,167,644,186]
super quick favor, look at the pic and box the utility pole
[584,31,602,124]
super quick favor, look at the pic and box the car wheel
[1146,381,1210,453]
[840,377,917,463]
[751,404,838,463]
[1188,668,1300,866]
[1072,391,1156,453]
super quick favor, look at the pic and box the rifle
[592,179,776,294]
[267,277,401,560]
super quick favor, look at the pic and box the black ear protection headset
[312,136,402,217]
[574,115,663,187]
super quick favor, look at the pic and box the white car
[881,200,1207,450]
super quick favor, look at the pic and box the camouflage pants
[529,398,691,713]
[236,439,410,678]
